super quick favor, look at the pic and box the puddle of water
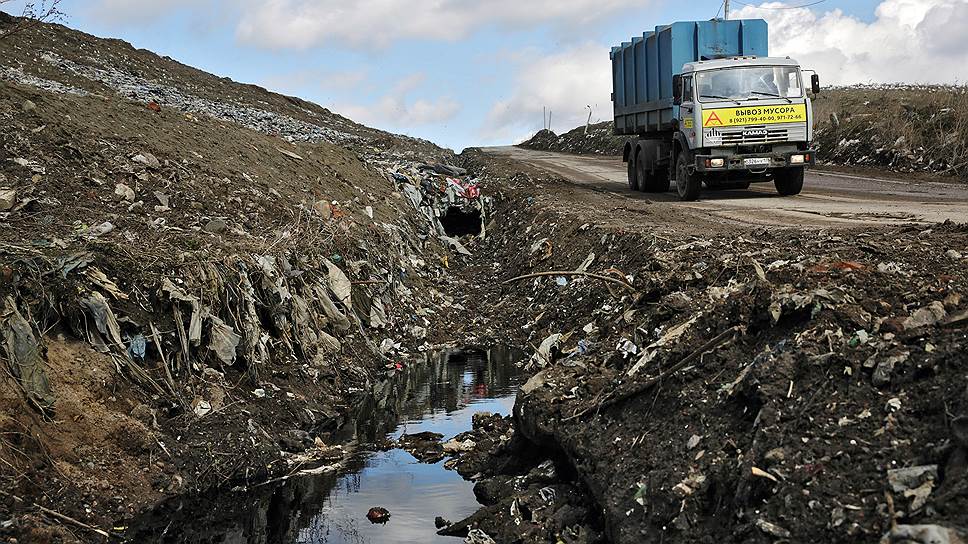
[127,346,524,544]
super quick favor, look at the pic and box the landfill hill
[4,10,968,544]
[0,11,493,542]
[520,86,968,181]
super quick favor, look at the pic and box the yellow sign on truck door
[702,104,807,127]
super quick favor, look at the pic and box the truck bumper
[694,149,817,173]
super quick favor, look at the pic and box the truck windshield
[696,66,802,103]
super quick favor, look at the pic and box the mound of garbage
[0,13,494,539]
[440,149,968,543]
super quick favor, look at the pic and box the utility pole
[724,0,730,20]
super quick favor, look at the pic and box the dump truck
[611,19,820,201]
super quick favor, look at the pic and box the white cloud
[482,42,612,142]
[235,0,642,50]
[734,0,968,84]
[336,72,461,127]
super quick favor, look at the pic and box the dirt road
[484,146,968,228]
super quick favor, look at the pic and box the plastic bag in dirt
[2,298,54,410]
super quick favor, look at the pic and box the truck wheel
[675,153,700,201]
[774,168,804,196]
[638,152,669,192]
[627,154,640,191]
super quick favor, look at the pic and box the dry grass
[813,85,968,179]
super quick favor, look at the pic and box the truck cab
[673,56,818,199]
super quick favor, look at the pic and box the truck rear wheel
[627,155,640,191]
[638,151,669,193]
[774,167,804,196]
[675,153,700,201]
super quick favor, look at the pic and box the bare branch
[0,0,67,41]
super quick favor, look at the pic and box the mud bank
[0,13,500,542]
[442,149,968,543]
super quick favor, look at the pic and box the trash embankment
[435,149,968,543]
[0,14,496,541]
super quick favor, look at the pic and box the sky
[3,0,967,151]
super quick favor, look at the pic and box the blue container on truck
[610,19,820,201]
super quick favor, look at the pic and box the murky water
[127,346,524,544]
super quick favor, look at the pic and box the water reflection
[126,346,524,544]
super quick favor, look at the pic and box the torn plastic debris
[80,291,124,350]
[464,529,497,544]
[440,236,472,255]
[577,252,596,273]
[528,333,562,369]
[617,338,639,358]
[324,258,353,309]
[2,297,54,410]
[424,163,467,177]
[628,315,700,376]
[882,524,964,544]
[208,315,241,365]
[192,398,212,418]
[369,297,387,329]
[127,334,147,361]
[162,279,203,346]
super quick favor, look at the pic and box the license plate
[744,158,771,167]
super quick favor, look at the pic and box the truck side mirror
[672,74,683,105]
[811,74,821,95]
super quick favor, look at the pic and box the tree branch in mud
[563,325,743,422]
[11,494,116,538]
[0,0,66,41]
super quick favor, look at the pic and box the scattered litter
[1,298,55,410]
[464,529,496,544]
[192,398,212,418]
[132,152,161,169]
[277,147,305,161]
[903,301,947,330]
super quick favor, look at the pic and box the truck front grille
[720,126,788,144]
[704,123,807,146]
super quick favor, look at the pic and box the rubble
[449,149,968,542]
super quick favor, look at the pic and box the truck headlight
[790,154,805,164]
[709,158,725,168]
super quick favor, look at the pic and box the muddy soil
[441,149,968,543]
[0,13,484,543]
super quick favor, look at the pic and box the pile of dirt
[519,123,623,156]
[0,13,492,541]
[445,149,968,543]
